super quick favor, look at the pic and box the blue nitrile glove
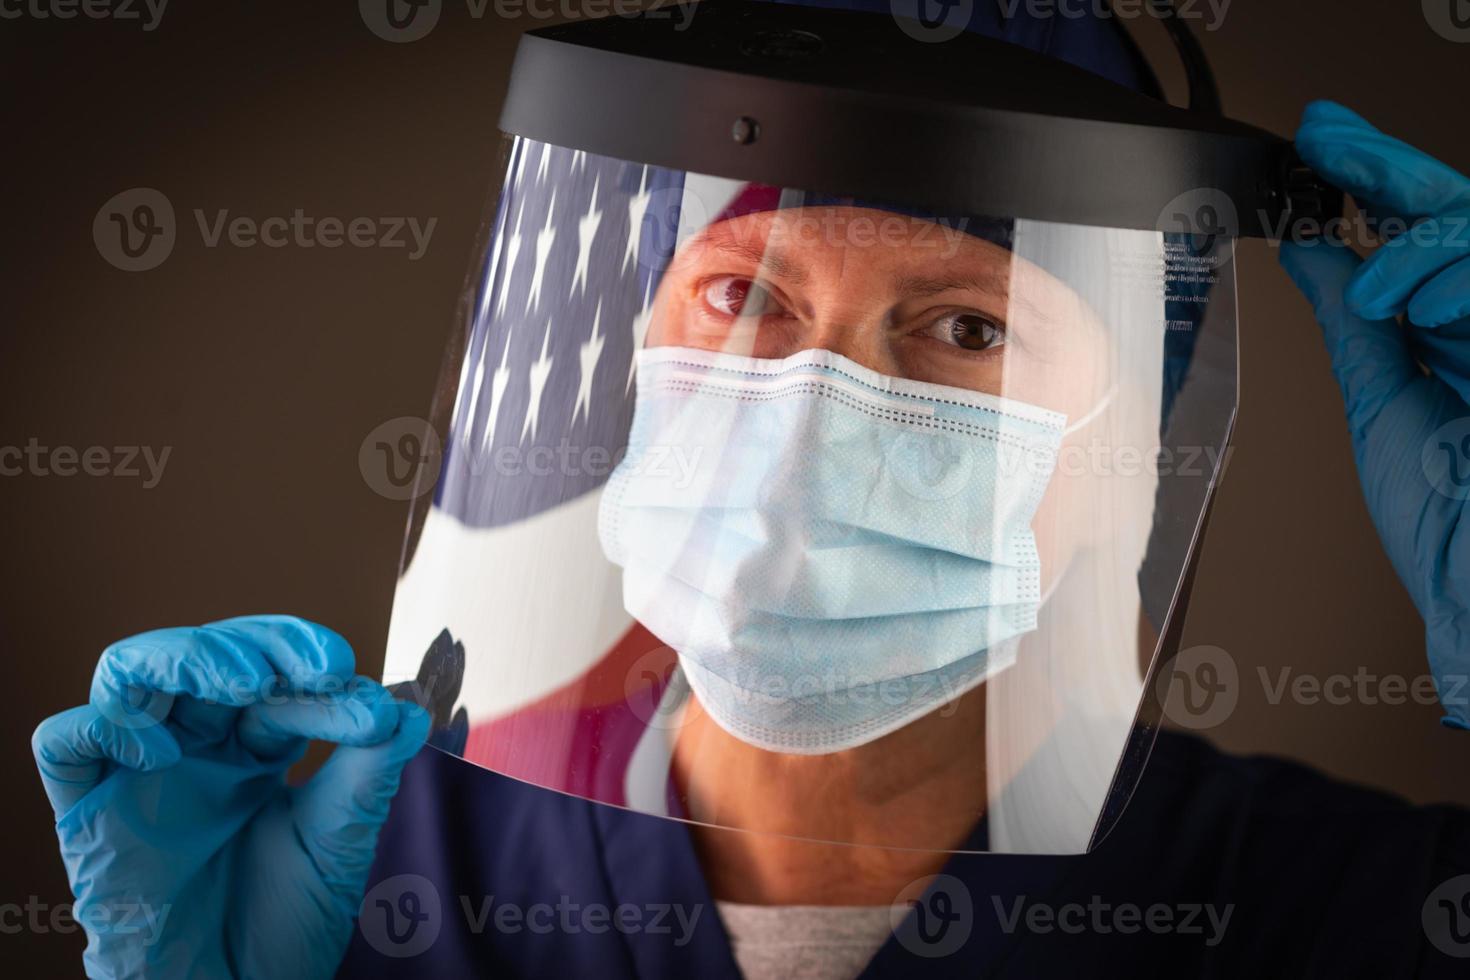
[30,615,431,978]
[1279,100,1470,729]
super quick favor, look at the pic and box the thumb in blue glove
[1280,100,1470,728]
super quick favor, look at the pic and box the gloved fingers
[1279,240,1420,440]
[236,677,401,759]
[1355,200,1411,243]
[205,615,358,695]
[1299,99,1378,131]
[1295,100,1470,223]
[1408,254,1470,328]
[1408,317,1470,408]
[32,704,182,819]
[90,617,359,735]
[89,625,278,733]
[290,701,430,895]
[1344,208,1470,322]
[167,697,243,745]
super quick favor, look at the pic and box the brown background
[3,1,1468,972]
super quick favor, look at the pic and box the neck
[671,690,987,905]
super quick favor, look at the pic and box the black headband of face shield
[499,0,1341,241]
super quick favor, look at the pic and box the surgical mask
[598,345,1068,754]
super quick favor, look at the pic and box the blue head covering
[767,0,1164,95]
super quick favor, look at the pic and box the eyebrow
[701,236,810,286]
[894,269,1050,323]
[892,270,1010,298]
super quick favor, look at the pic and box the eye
[702,276,776,317]
[924,312,1005,352]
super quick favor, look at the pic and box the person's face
[645,205,1114,592]
[646,206,1109,419]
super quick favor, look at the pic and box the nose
[770,304,904,378]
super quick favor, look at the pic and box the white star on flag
[571,177,603,298]
[622,166,651,274]
[481,324,514,453]
[573,300,605,426]
[521,320,554,443]
[526,191,558,314]
[627,283,654,390]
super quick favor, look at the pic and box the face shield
[382,1,1336,855]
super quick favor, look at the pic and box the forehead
[684,206,1010,270]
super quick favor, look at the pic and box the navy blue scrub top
[338,731,1470,978]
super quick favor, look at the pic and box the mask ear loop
[1062,382,1117,437]
[1037,382,1119,609]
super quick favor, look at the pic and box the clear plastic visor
[382,136,1239,855]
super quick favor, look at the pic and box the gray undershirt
[716,902,898,980]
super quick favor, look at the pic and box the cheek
[1029,443,1095,598]
[995,343,1109,420]
[645,290,687,348]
